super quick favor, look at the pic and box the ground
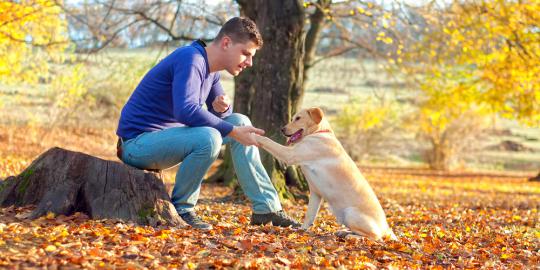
[0,60,538,267]
[0,163,538,268]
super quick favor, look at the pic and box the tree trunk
[234,0,306,199]
[0,147,186,227]
[302,0,330,99]
[427,141,450,171]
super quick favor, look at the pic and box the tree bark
[0,147,186,227]
[302,0,330,100]
[234,0,306,199]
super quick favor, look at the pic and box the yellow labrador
[254,107,397,241]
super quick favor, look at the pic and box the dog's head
[282,107,332,145]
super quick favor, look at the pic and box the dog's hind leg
[342,207,383,241]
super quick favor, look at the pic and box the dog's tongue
[287,130,303,145]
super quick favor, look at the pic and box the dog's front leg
[301,192,323,230]
[254,135,299,165]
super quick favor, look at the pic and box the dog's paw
[335,229,354,238]
[252,134,264,143]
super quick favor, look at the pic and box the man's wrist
[218,105,231,113]
[228,126,238,138]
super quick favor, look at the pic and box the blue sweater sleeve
[206,73,233,118]
[171,55,234,137]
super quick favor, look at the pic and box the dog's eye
[294,116,301,121]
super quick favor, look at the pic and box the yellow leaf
[45,245,57,252]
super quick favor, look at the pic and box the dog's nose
[281,127,286,134]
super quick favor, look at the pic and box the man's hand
[228,126,265,146]
[212,95,231,113]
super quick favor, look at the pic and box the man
[116,17,300,230]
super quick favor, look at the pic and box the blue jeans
[120,113,282,214]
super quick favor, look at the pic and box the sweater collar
[191,40,210,76]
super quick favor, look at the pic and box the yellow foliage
[334,97,399,136]
[398,0,540,126]
[0,0,69,84]
[51,64,88,109]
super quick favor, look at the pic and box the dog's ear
[307,107,324,124]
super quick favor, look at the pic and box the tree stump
[529,172,540,182]
[0,147,186,227]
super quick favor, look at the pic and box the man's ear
[221,35,231,49]
[307,107,324,124]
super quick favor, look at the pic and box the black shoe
[179,211,213,230]
[250,210,301,228]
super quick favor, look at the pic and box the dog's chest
[301,163,337,195]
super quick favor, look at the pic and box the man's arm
[172,55,234,137]
[206,73,232,118]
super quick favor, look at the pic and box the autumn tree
[395,0,540,170]
[60,0,231,52]
[0,0,69,84]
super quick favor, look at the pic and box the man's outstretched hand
[228,126,265,146]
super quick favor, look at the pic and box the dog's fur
[254,107,396,241]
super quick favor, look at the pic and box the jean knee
[196,127,223,158]
[226,113,252,126]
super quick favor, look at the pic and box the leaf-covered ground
[1,165,538,269]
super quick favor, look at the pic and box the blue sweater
[117,41,234,140]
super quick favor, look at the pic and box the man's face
[222,37,258,76]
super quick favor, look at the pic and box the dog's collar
[314,129,332,134]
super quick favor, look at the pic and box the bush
[332,96,404,162]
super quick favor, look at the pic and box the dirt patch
[485,140,535,152]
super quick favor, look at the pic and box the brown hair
[215,17,263,48]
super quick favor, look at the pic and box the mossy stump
[0,147,186,227]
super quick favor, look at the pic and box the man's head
[214,17,263,76]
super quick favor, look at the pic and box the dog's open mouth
[286,129,304,145]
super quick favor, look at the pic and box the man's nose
[245,57,253,67]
